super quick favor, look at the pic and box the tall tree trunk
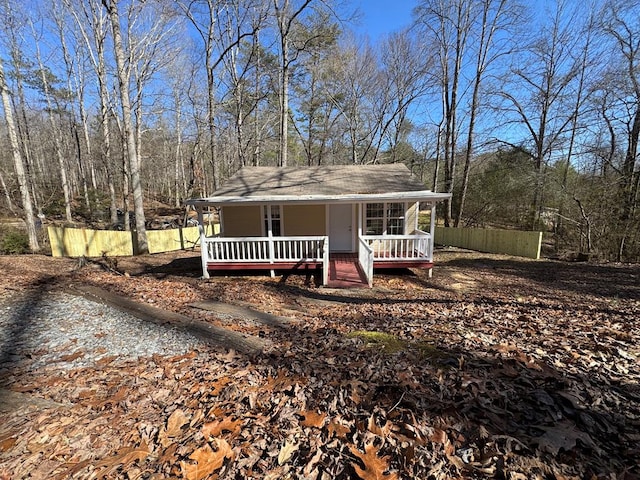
[55,3,92,213]
[278,23,290,167]
[103,0,148,253]
[274,0,312,167]
[0,169,15,214]
[432,122,443,192]
[455,0,508,227]
[32,23,73,223]
[0,58,39,251]
[5,10,41,213]
[174,93,184,207]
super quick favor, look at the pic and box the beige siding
[222,206,263,236]
[283,204,326,236]
[405,202,418,233]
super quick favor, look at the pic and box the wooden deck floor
[327,253,368,288]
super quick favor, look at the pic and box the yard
[0,250,638,479]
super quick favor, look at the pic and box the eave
[186,191,452,208]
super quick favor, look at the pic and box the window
[263,205,282,236]
[386,203,405,234]
[366,203,384,235]
[365,202,405,235]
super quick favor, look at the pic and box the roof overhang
[186,191,452,208]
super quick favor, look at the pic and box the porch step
[327,254,369,288]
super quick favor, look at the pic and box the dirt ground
[0,249,638,479]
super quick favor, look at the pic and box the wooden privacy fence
[48,225,218,257]
[435,227,542,259]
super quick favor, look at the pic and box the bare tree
[600,0,640,259]
[497,0,581,229]
[218,0,270,171]
[555,8,599,250]
[67,0,119,225]
[326,37,381,164]
[0,1,42,212]
[415,0,473,226]
[455,0,516,227]
[378,29,434,164]
[102,0,148,253]
[30,18,74,223]
[273,0,314,167]
[179,0,262,189]
[0,57,39,251]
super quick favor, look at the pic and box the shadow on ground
[2,252,638,478]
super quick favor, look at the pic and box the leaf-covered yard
[0,250,638,479]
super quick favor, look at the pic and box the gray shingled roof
[212,164,427,197]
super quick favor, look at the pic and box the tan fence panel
[48,226,133,257]
[49,224,220,257]
[435,227,542,259]
[147,226,202,254]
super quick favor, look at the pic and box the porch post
[429,203,436,277]
[322,236,329,286]
[266,205,276,277]
[197,206,209,279]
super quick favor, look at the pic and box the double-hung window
[263,205,282,236]
[365,202,405,235]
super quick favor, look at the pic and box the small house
[186,164,450,287]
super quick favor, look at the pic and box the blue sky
[354,0,415,39]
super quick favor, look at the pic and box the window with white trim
[263,205,282,236]
[365,202,405,235]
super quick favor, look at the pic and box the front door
[329,204,353,252]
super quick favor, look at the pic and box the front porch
[200,231,433,287]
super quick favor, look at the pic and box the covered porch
[196,206,437,288]
[187,165,450,288]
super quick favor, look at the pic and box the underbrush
[0,227,29,254]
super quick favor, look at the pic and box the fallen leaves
[0,252,638,479]
[299,410,327,429]
[181,439,233,480]
[94,442,151,477]
[349,442,398,480]
[277,437,299,465]
[166,409,190,438]
[202,417,242,439]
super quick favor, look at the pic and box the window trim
[365,201,406,235]
[262,205,283,237]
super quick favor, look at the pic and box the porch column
[266,205,276,277]
[429,203,436,277]
[197,206,209,279]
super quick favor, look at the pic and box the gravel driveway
[0,291,208,374]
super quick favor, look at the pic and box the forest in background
[0,0,639,262]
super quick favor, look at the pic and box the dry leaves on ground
[0,251,638,479]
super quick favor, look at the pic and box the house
[186,164,451,287]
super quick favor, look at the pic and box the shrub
[1,229,30,254]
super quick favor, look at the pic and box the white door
[329,204,353,252]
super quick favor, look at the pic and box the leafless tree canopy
[0,0,639,260]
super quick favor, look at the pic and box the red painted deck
[327,253,369,288]
[206,255,432,288]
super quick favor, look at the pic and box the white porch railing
[202,235,329,284]
[358,236,374,287]
[360,230,432,262]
